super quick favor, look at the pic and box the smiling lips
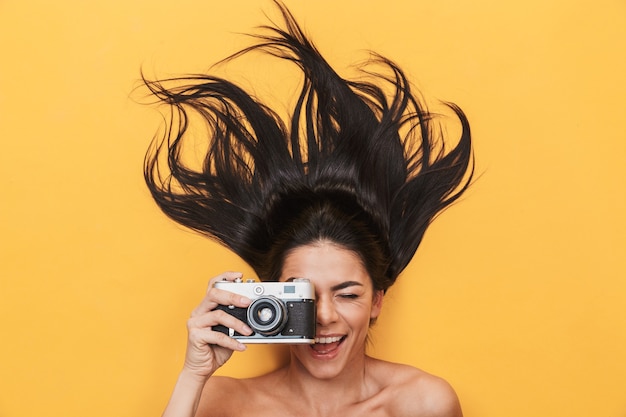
[311,335,345,355]
[314,336,343,344]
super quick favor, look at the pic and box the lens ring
[246,296,287,336]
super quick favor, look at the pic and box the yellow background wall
[1,1,624,416]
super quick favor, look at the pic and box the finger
[188,309,253,337]
[192,287,252,316]
[187,326,247,352]
[206,271,244,292]
[192,282,251,317]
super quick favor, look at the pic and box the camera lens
[246,296,287,336]
[257,307,273,323]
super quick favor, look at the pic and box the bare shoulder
[369,359,463,417]
[196,375,250,417]
[196,372,283,417]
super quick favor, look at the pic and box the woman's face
[280,242,383,380]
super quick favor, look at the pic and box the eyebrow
[331,281,364,292]
[285,277,364,292]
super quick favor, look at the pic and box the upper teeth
[315,336,343,344]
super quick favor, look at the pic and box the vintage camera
[212,278,316,344]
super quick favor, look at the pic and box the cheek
[338,302,375,327]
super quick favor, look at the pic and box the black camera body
[212,278,316,344]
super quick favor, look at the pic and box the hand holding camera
[183,272,254,380]
[182,272,317,382]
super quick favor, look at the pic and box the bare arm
[162,272,253,417]
[162,370,211,417]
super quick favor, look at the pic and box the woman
[144,2,473,416]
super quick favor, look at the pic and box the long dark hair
[143,2,474,292]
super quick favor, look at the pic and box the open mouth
[314,336,343,344]
[311,335,346,355]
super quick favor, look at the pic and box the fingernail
[237,343,247,351]
[242,325,253,334]
[240,296,251,305]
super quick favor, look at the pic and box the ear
[370,290,384,320]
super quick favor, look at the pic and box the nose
[316,296,338,326]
